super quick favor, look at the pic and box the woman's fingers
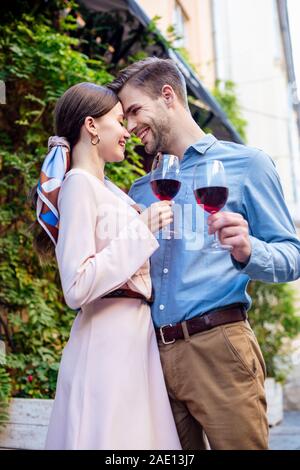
[139,200,173,233]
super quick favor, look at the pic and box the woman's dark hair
[31,82,119,261]
[54,82,118,149]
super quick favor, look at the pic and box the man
[108,58,300,450]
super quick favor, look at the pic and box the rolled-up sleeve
[232,150,300,282]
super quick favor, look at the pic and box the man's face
[118,84,170,155]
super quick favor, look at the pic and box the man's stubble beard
[144,116,171,155]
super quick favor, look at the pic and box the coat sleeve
[55,174,159,309]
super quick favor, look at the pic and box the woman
[33,82,181,450]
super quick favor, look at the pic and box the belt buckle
[159,324,175,345]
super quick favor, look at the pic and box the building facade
[139,0,216,89]
[212,0,300,224]
[139,0,300,225]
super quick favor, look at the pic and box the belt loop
[204,314,212,329]
[181,320,190,341]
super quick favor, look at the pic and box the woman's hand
[139,201,173,234]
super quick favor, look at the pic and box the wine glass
[193,159,232,252]
[150,153,181,236]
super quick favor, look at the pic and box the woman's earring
[91,134,100,145]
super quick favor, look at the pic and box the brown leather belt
[102,288,153,305]
[155,304,247,344]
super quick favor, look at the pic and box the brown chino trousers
[158,320,269,450]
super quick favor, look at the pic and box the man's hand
[208,212,251,264]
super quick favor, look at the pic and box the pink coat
[45,168,181,450]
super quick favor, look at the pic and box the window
[173,1,187,48]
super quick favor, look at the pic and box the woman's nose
[126,117,136,135]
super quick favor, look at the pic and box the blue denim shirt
[129,134,300,327]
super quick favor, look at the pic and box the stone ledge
[0,398,53,450]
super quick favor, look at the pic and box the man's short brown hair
[108,57,188,108]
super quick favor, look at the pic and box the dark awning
[80,0,244,143]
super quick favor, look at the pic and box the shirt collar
[182,134,217,162]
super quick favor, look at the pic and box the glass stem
[211,229,219,247]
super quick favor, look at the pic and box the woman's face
[96,102,130,163]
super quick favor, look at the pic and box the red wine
[194,186,228,214]
[151,179,181,201]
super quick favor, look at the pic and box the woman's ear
[161,84,175,107]
[84,116,97,137]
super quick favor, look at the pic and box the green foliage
[248,282,300,382]
[212,79,248,141]
[0,339,12,427]
[0,1,146,427]
[0,366,11,427]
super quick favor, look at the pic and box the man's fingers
[208,212,248,233]
[218,226,248,239]
[219,234,246,246]
[208,212,244,224]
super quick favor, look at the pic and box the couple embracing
[34,58,300,450]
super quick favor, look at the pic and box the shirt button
[163,268,169,274]
[159,304,165,310]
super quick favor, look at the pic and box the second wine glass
[193,159,232,252]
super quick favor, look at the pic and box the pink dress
[45,168,181,450]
